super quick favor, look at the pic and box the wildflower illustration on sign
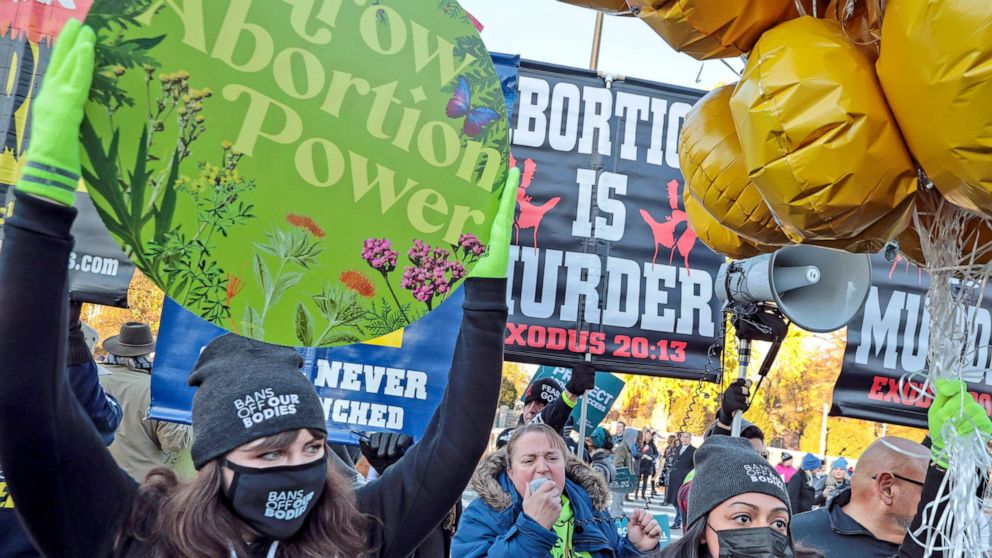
[80,0,509,347]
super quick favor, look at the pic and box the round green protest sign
[82,0,509,347]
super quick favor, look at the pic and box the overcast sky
[458,0,743,90]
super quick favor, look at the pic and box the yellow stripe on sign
[0,482,14,509]
[362,328,404,348]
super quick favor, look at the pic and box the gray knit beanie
[687,436,790,527]
[188,334,327,469]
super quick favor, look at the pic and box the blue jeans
[673,506,683,527]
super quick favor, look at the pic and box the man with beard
[791,437,929,556]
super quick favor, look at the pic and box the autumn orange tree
[602,323,924,454]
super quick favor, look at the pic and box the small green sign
[81,0,509,347]
[609,467,638,493]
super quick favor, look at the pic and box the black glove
[717,378,751,425]
[565,362,596,395]
[359,432,414,475]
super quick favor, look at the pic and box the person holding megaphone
[454,423,662,557]
[0,20,521,558]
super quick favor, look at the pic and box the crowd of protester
[0,18,989,558]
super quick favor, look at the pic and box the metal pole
[577,395,590,461]
[576,355,592,461]
[589,12,604,71]
[731,338,751,436]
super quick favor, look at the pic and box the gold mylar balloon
[679,85,791,246]
[877,0,992,218]
[627,0,798,60]
[684,190,772,259]
[730,16,916,252]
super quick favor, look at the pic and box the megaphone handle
[731,410,744,437]
[731,338,751,437]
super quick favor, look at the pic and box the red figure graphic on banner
[887,253,924,286]
[512,154,561,253]
[0,0,92,44]
[640,179,697,272]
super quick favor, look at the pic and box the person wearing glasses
[795,379,992,558]
[790,436,930,556]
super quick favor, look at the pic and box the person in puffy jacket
[454,423,662,557]
[585,426,617,485]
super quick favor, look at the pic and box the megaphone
[716,245,872,333]
[716,246,872,437]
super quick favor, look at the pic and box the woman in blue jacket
[454,423,662,557]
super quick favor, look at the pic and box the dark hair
[661,516,824,558]
[740,424,765,442]
[123,428,369,557]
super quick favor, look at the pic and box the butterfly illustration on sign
[446,76,499,137]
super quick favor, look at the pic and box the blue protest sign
[614,514,672,546]
[528,366,625,431]
[150,288,465,445]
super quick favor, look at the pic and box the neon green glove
[928,379,992,468]
[469,166,521,279]
[16,19,96,207]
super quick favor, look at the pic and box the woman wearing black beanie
[0,20,520,558]
[661,436,824,558]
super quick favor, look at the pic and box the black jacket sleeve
[899,464,946,558]
[530,392,573,432]
[356,277,507,558]
[0,192,138,558]
[787,472,803,515]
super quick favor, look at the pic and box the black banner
[502,60,724,379]
[833,253,992,428]
[68,192,135,307]
[0,189,134,307]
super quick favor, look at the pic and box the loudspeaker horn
[716,245,872,332]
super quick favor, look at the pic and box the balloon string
[794,0,807,16]
[833,0,881,48]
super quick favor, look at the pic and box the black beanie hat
[687,436,790,528]
[523,377,563,406]
[188,334,327,469]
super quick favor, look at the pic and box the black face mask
[709,525,795,558]
[224,458,327,540]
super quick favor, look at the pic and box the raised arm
[356,166,519,556]
[0,21,137,558]
[899,379,992,558]
[530,362,595,434]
